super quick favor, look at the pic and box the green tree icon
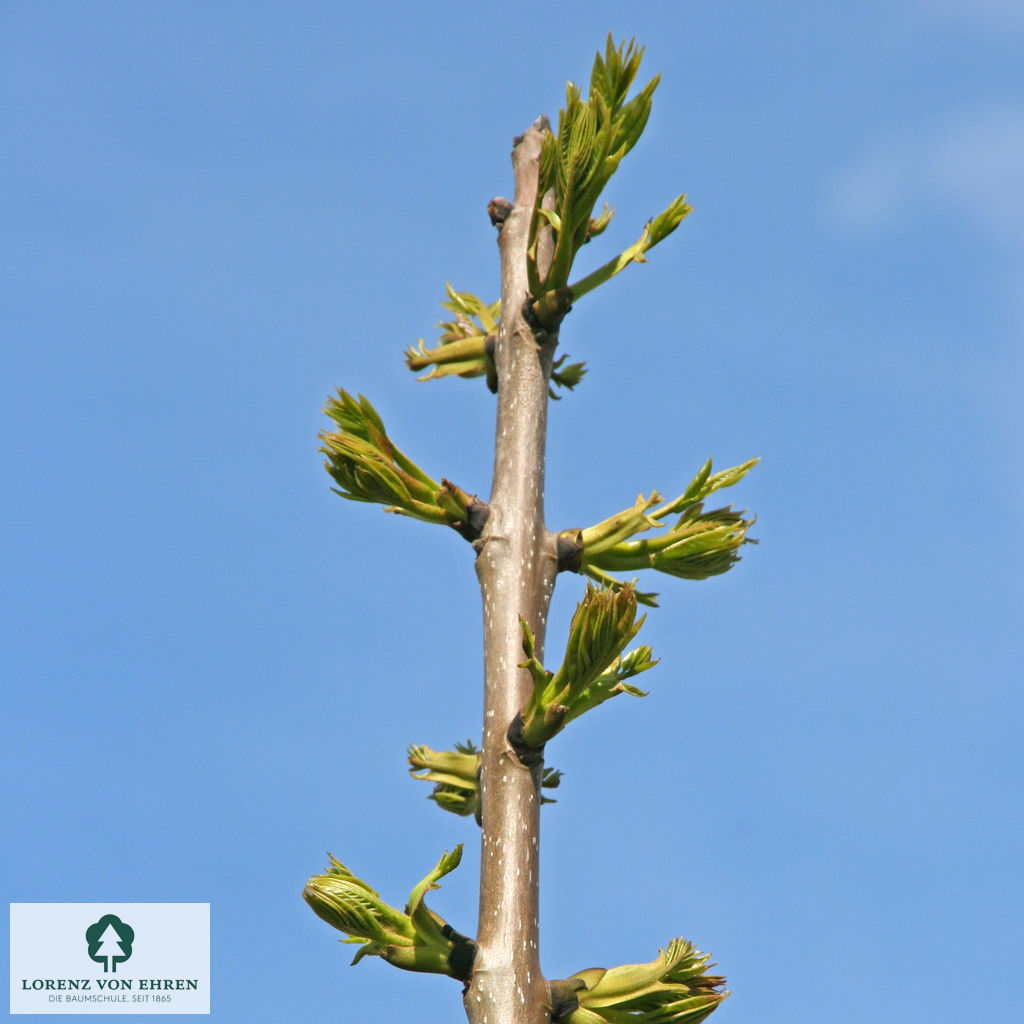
[86,914,134,973]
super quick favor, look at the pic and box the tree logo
[85,914,135,973]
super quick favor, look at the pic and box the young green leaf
[320,389,489,539]
[552,937,727,1024]
[527,35,674,322]
[514,584,657,749]
[303,849,475,980]
[409,741,561,821]
[564,459,758,597]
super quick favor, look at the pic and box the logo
[85,913,135,972]
[10,903,210,1014]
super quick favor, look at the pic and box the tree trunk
[465,121,557,1024]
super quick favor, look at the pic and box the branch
[466,116,558,1024]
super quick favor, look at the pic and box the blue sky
[3,2,1022,1021]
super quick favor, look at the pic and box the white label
[10,904,210,1014]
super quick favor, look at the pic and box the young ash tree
[304,37,757,1024]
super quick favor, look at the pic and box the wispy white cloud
[912,0,1024,30]
[824,104,1024,241]
[930,108,1024,235]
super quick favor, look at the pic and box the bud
[404,285,583,394]
[566,458,758,605]
[584,202,614,242]
[409,741,561,820]
[549,355,587,400]
[405,284,497,381]
[515,584,657,750]
[303,847,475,980]
[532,36,665,314]
[552,938,727,1024]
[320,389,489,539]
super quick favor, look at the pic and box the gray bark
[465,121,558,1024]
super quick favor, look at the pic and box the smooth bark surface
[465,121,558,1024]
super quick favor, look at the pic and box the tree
[86,914,134,973]
[94,926,124,973]
[303,36,756,1024]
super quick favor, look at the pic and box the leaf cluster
[515,583,657,750]
[404,285,586,397]
[529,36,692,325]
[303,847,474,980]
[404,284,500,383]
[562,458,758,606]
[552,937,727,1024]
[320,389,487,539]
[408,740,562,820]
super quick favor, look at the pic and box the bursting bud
[320,389,489,540]
[551,938,727,1024]
[303,846,475,981]
[513,583,657,751]
[405,284,498,382]
[562,457,758,606]
[405,283,584,395]
[408,741,562,821]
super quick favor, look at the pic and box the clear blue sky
[3,2,1022,1022]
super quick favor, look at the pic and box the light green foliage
[320,389,486,536]
[303,847,474,979]
[550,354,588,396]
[565,457,758,606]
[534,36,658,296]
[515,583,657,749]
[566,193,692,305]
[404,285,586,396]
[530,36,691,324]
[406,36,693,393]
[404,284,500,383]
[408,740,562,819]
[552,938,727,1024]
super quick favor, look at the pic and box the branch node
[484,333,498,393]
[446,488,491,542]
[548,977,585,1022]
[441,925,477,982]
[556,529,584,572]
[530,287,574,331]
[487,197,513,230]
[506,712,545,769]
